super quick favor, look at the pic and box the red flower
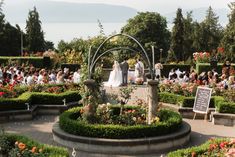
[217,47,224,53]
[0,92,5,97]
[220,141,228,149]
[191,151,196,157]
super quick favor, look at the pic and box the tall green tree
[26,7,45,52]
[182,11,195,60]
[221,2,235,56]
[0,0,23,56]
[171,8,184,61]
[121,12,170,63]
[200,6,223,51]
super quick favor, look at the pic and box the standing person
[134,59,144,84]
[154,63,163,79]
[104,61,122,87]
[120,59,129,85]
[210,50,218,70]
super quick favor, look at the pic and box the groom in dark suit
[121,59,129,85]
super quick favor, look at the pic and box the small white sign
[193,86,212,114]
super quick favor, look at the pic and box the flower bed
[0,133,69,156]
[167,138,235,157]
[59,106,182,139]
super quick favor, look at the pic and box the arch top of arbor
[88,33,154,79]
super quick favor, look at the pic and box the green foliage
[0,8,23,56]
[167,138,230,157]
[199,6,223,51]
[59,107,182,139]
[0,57,44,68]
[26,7,45,52]
[0,91,81,111]
[221,2,235,54]
[196,63,235,74]
[0,133,69,156]
[216,101,235,114]
[181,97,215,108]
[121,12,170,62]
[159,92,184,105]
[171,8,184,61]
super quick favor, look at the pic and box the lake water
[17,22,126,46]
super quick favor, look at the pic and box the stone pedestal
[83,79,96,92]
[147,80,159,125]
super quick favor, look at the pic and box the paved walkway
[1,86,235,156]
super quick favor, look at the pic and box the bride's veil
[114,61,121,71]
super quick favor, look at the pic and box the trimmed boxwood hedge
[216,101,235,114]
[196,63,235,74]
[0,91,81,111]
[59,107,182,139]
[167,138,228,157]
[0,57,45,68]
[0,133,69,156]
[159,92,184,105]
[159,92,235,114]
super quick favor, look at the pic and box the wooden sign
[193,86,212,114]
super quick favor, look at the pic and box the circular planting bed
[53,106,191,155]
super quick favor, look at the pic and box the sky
[51,0,233,13]
[4,0,234,14]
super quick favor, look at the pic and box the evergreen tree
[200,6,223,51]
[171,8,184,61]
[183,11,195,60]
[221,2,235,55]
[26,7,45,52]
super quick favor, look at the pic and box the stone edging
[52,121,191,155]
[212,112,235,126]
[0,102,79,122]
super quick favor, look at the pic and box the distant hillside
[3,0,229,27]
[3,0,138,23]
[164,7,229,27]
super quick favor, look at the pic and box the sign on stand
[193,87,212,120]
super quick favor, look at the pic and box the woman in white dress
[105,61,122,87]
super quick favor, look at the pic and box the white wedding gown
[105,62,123,87]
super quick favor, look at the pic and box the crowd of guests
[0,64,81,86]
[160,60,235,90]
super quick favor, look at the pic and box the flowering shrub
[159,81,198,97]
[8,141,46,157]
[197,138,235,157]
[193,52,210,63]
[168,138,235,157]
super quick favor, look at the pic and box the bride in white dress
[105,61,123,87]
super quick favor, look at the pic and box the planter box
[212,112,235,126]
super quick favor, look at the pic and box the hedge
[59,107,182,139]
[0,133,69,156]
[216,101,235,114]
[167,138,228,157]
[181,97,216,108]
[159,92,184,105]
[0,91,81,111]
[159,92,235,114]
[0,57,45,68]
[196,63,235,74]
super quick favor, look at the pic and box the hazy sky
[4,0,234,14]
[51,0,233,13]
